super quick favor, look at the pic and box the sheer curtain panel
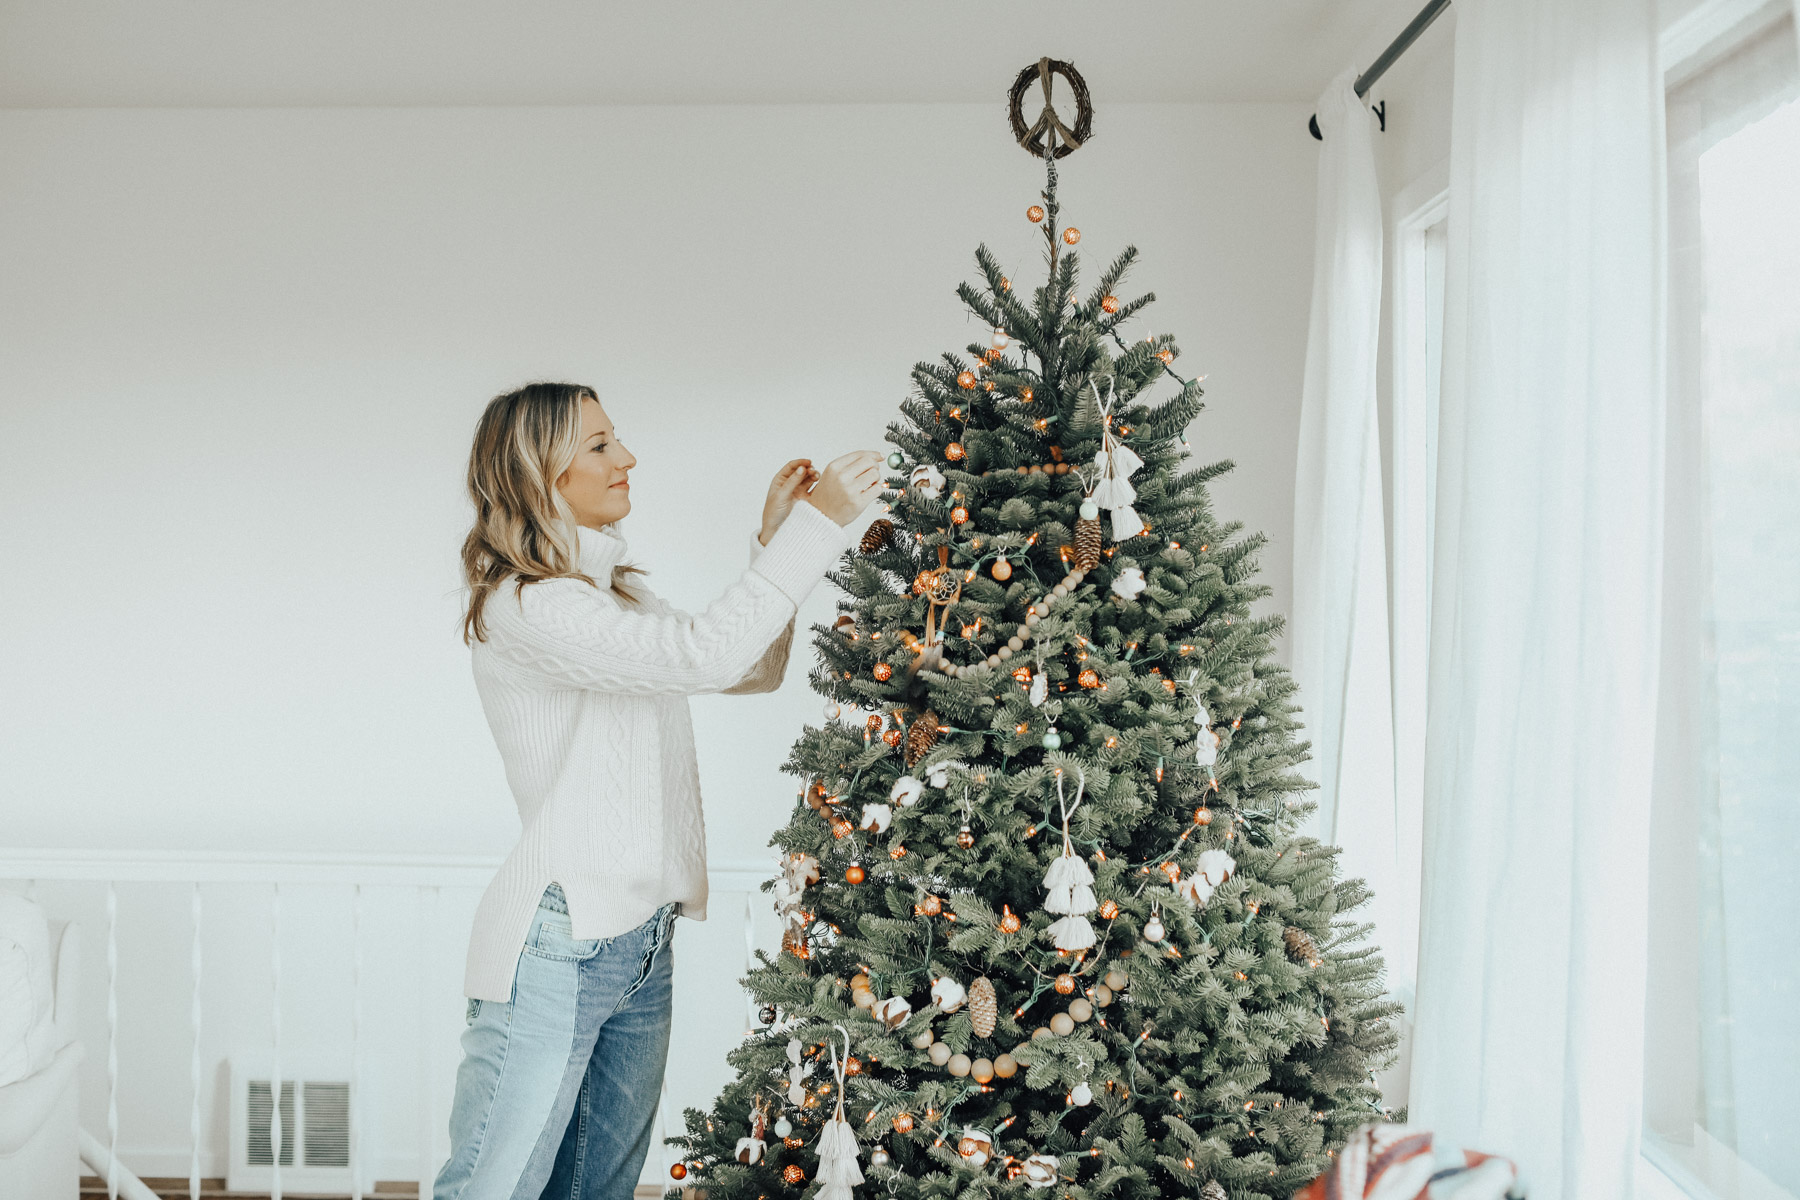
[1407,3,1667,1199]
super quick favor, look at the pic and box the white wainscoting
[0,849,785,1197]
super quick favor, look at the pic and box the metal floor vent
[229,1056,372,1193]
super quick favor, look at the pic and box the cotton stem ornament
[814,1024,864,1200]
[1086,378,1146,542]
[1041,767,1098,951]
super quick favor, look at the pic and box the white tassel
[814,1025,862,1199]
[1047,914,1096,951]
[1108,504,1146,542]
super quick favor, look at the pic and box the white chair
[0,894,84,1200]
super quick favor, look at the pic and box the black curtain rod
[1309,0,1451,139]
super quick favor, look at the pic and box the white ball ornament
[871,1146,891,1167]
[774,1116,793,1138]
[823,701,842,720]
[1071,1080,1094,1106]
[1079,498,1100,520]
[1144,913,1166,942]
[928,1041,953,1066]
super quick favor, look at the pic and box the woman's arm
[721,527,797,694]
[485,500,846,696]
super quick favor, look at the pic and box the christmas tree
[667,134,1399,1200]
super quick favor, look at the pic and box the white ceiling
[0,0,1440,108]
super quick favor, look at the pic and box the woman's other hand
[758,459,818,546]
[800,450,885,526]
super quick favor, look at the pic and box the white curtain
[1290,72,1406,1001]
[1407,1,1665,1197]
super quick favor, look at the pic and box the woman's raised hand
[758,459,819,546]
[800,450,885,526]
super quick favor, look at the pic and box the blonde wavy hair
[461,381,646,645]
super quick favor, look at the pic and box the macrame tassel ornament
[1041,768,1098,952]
[1085,378,1147,541]
[814,1025,864,1200]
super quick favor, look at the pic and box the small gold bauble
[890,844,907,859]
[927,1041,952,1065]
[1068,998,1093,1022]
[846,1055,863,1075]
[893,1112,915,1134]
[920,894,943,916]
[1078,668,1100,688]
[783,1163,807,1184]
[956,370,976,390]
[1054,973,1076,994]
[1063,227,1081,244]
[670,1162,688,1180]
[992,559,1013,581]
[983,346,1002,363]
[947,1053,972,1077]
[1049,1012,1075,1036]
[946,441,966,460]
[998,905,1021,933]
[1101,294,1120,313]
[993,1052,1018,1078]
[971,1057,995,1083]
[845,863,866,885]
[883,728,903,747]
[951,506,969,524]
[911,1028,934,1049]
[1099,899,1120,919]
[1194,807,1213,826]
[1026,205,1045,223]
[873,662,892,681]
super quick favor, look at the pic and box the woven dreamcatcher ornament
[1041,767,1098,951]
[814,1025,864,1199]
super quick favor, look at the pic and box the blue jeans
[433,885,678,1200]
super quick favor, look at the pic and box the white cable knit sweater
[462,499,849,1001]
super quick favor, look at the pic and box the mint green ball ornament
[887,451,905,470]
[1079,499,1100,520]
[1042,729,1062,750]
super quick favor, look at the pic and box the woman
[437,381,881,1199]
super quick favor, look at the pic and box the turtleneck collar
[573,521,628,575]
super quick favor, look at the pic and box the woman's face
[556,396,636,528]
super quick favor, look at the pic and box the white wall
[0,101,1316,1184]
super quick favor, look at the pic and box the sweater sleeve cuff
[750,528,766,565]
[748,500,849,608]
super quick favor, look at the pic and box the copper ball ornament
[920,894,942,916]
[1099,899,1120,919]
[956,824,975,849]
[670,1162,688,1180]
[956,370,976,390]
[783,1163,807,1184]
[1054,973,1076,995]
[1062,227,1081,244]
[1194,807,1213,826]
[1026,204,1045,223]
[992,559,1012,581]
[873,662,893,681]
[893,1112,915,1134]
[1078,668,1100,688]
[998,905,1021,933]
[951,506,969,524]
[1101,294,1120,313]
[845,863,866,885]
[946,441,966,460]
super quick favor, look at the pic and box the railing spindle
[271,881,282,1200]
[106,880,119,1200]
[190,882,202,1200]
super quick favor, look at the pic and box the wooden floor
[79,1180,674,1199]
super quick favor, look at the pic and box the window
[1645,9,1800,1200]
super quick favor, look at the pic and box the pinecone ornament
[1283,925,1321,965]
[1073,516,1103,570]
[905,709,940,767]
[968,976,997,1038]
[861,518,895,554]
[1200,1181,1228,1200]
